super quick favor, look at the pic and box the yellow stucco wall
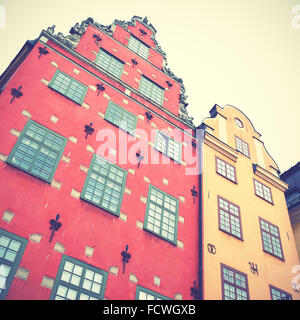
[201,105,300,300]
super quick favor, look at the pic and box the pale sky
[0,0,299,173]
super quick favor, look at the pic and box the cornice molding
[253,164,289,192]
[203,132,238,162]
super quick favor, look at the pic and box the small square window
[50,255,108,300]
[0,229,28,300]
[95,49,124,78]
[128,36,150,59]
[235,136,250,157]
[6,119,67,183]
[216,157,237,183]
[135,285,171,300]
[269,285,292,300]
[154,131,182,163]
[48,70,88,105]
[254,179,273,204]
[139,76,164,105]
[104,101,137,135]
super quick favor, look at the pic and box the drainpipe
[197,126,204,300]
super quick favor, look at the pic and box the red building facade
[0,16,200,300]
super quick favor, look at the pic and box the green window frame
[50,255,108,300]
[6,119,67,183]
[104,101,137,135]
[135,285,171,300]
[139,76,164,105]
[0,229,28,300]
[128,35,150,59]
[144,185,179,245]
[154,131,182,163]
[48,69,88,105]
[80,154,127,216]
[95,49,124,78]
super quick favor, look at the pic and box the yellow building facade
[200,104,300,300]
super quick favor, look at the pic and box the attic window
[234,118,243,128]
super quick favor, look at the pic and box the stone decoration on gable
[45,16,194,126]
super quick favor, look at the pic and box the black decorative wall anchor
[121,244,131,273]
[207,243,216,254]
[136,150,144,168]
[145,111,153,123]
[139,29,147,36]
[96,83,105,96]
[38,46,49,59]
[191,140,197,153]
[166,80,173,89]
[93,34,102,45]
[10,86,23,104]
[190,281,200,300]
[49,214,62,243]
[191,186,198,203]
[131,59,138,68]
[249,262,259,275]
[84,123,95,139]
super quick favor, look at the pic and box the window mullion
[76,267,86,300]
[65,75,75,98]
[27,128,48,174]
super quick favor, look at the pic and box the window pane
[81,155,127,216]
[0,230,27,299]
[128,36,149,59]
[260,219,283,260]
[145,186,178,244]
[7,120,66,183]
[51,256,108,300]
[222,265,248,300]
[95,50,123,78]
[139,76,164,105]
[49,70,87,104]
[136,286,170,300]
[235,136,249,157]
[218,197,242,239]
[105,102,137,134]
[216,157,236,182]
